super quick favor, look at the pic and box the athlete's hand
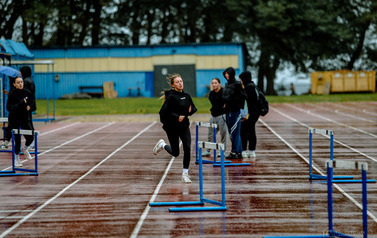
[178,115,185,122]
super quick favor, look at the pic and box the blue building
[31,43,247,99]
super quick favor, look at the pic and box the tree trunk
[346,20,371,70]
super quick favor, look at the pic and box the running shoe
[153,139,165,155]
[182,173,192,183]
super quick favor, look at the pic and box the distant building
[31,43,246,98]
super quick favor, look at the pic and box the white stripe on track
[0,121,156,238]
[287,104,377,139]
[271,106,377,163]
[2,122,115,171]
[38,122,80,136]
[130,122,191,238]
[260,117,377,224]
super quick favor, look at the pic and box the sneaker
[242,151,248,158]
[14,154,22,167]
[182,173,192,183]
[248,150,256,158]
[225,152,238,159]
[202,150,211,157]
[0,141,8,149]
[153,139,165,155]
[22,146,32,160]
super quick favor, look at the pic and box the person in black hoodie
[6,77,34,166]
[153,74,197,183]
[222,67,247,159]
[239,71,259,160]
[202,77,228,156]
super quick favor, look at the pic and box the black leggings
[164,127,191,169]
[241,114,259,151]
[11,121,34,155]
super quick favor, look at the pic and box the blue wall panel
[195,68,243,97]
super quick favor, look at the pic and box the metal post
[199,147,204,202]
[213,126,217,163]
[362,166,368,238]
[327,163,333,233]
[221,148,226,207]
[195,124,199,162]
[309,131,313,177]
[34,132,38,172]
[330,132,334,161]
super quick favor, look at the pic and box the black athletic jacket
[160,89,197,131]
[222,67,247,113]
[6,88,32,127]
[209,87,226,117]
[239,71,259,116]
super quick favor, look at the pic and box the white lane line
[286,104,377,139]
[0,121,156,238]
[38,122,81,136]
[1,122,115,171]
[270,106,377,163]
[130,122,190,238]
[259,118,377,224]
[310,103,375,124]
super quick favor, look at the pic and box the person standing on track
[202,77,228,156]
[6,77,34,166]
[153,74,197,183]
[222,67,247,160]
[239,71,259,160]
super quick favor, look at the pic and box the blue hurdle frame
[150,141,227,212]
[0,117,40,155]
[0,129,39,176]
[195,121,250,167]
[265,160,369,238]
[308,128,375,183]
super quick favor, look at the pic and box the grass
[35,93,377,116]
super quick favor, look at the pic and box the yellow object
[311,70,375,94]
[103,81,118,99]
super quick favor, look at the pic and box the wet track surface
[0,102,376,237]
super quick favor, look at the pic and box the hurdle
[149,141,227,212]
[265,160,370,238]
[0,129,39,176]
[195,121,250,167]
[308,128,375,183]
[0,117,39,155]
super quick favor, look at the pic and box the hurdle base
[264,230,357,238]
[150,201,204,207]
[195,159,232,164]
[213,162,250,167]
[169,206,226,212]
[309,174,353,180]
[318,179,376,184]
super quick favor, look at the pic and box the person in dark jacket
[202,77,228,156]
[6,77,34,166]
[0,77,16,149]
[222,67,247,159]
[239,71,259,160]
[153,74,197,183]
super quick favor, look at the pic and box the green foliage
[35,93,377,116]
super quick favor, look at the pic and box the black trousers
[241,114,259,151]
[164,127,191,169]
[11,121,34,155]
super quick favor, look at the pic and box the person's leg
[226,111,242,158]
[180,127,191,169]
[217,115,228,151]
[248,115,259,151]
[21,121,34,160]
[202,117,215,156]
[233,113,243,155]
[240,119,248,151]
[164,129,180,157]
